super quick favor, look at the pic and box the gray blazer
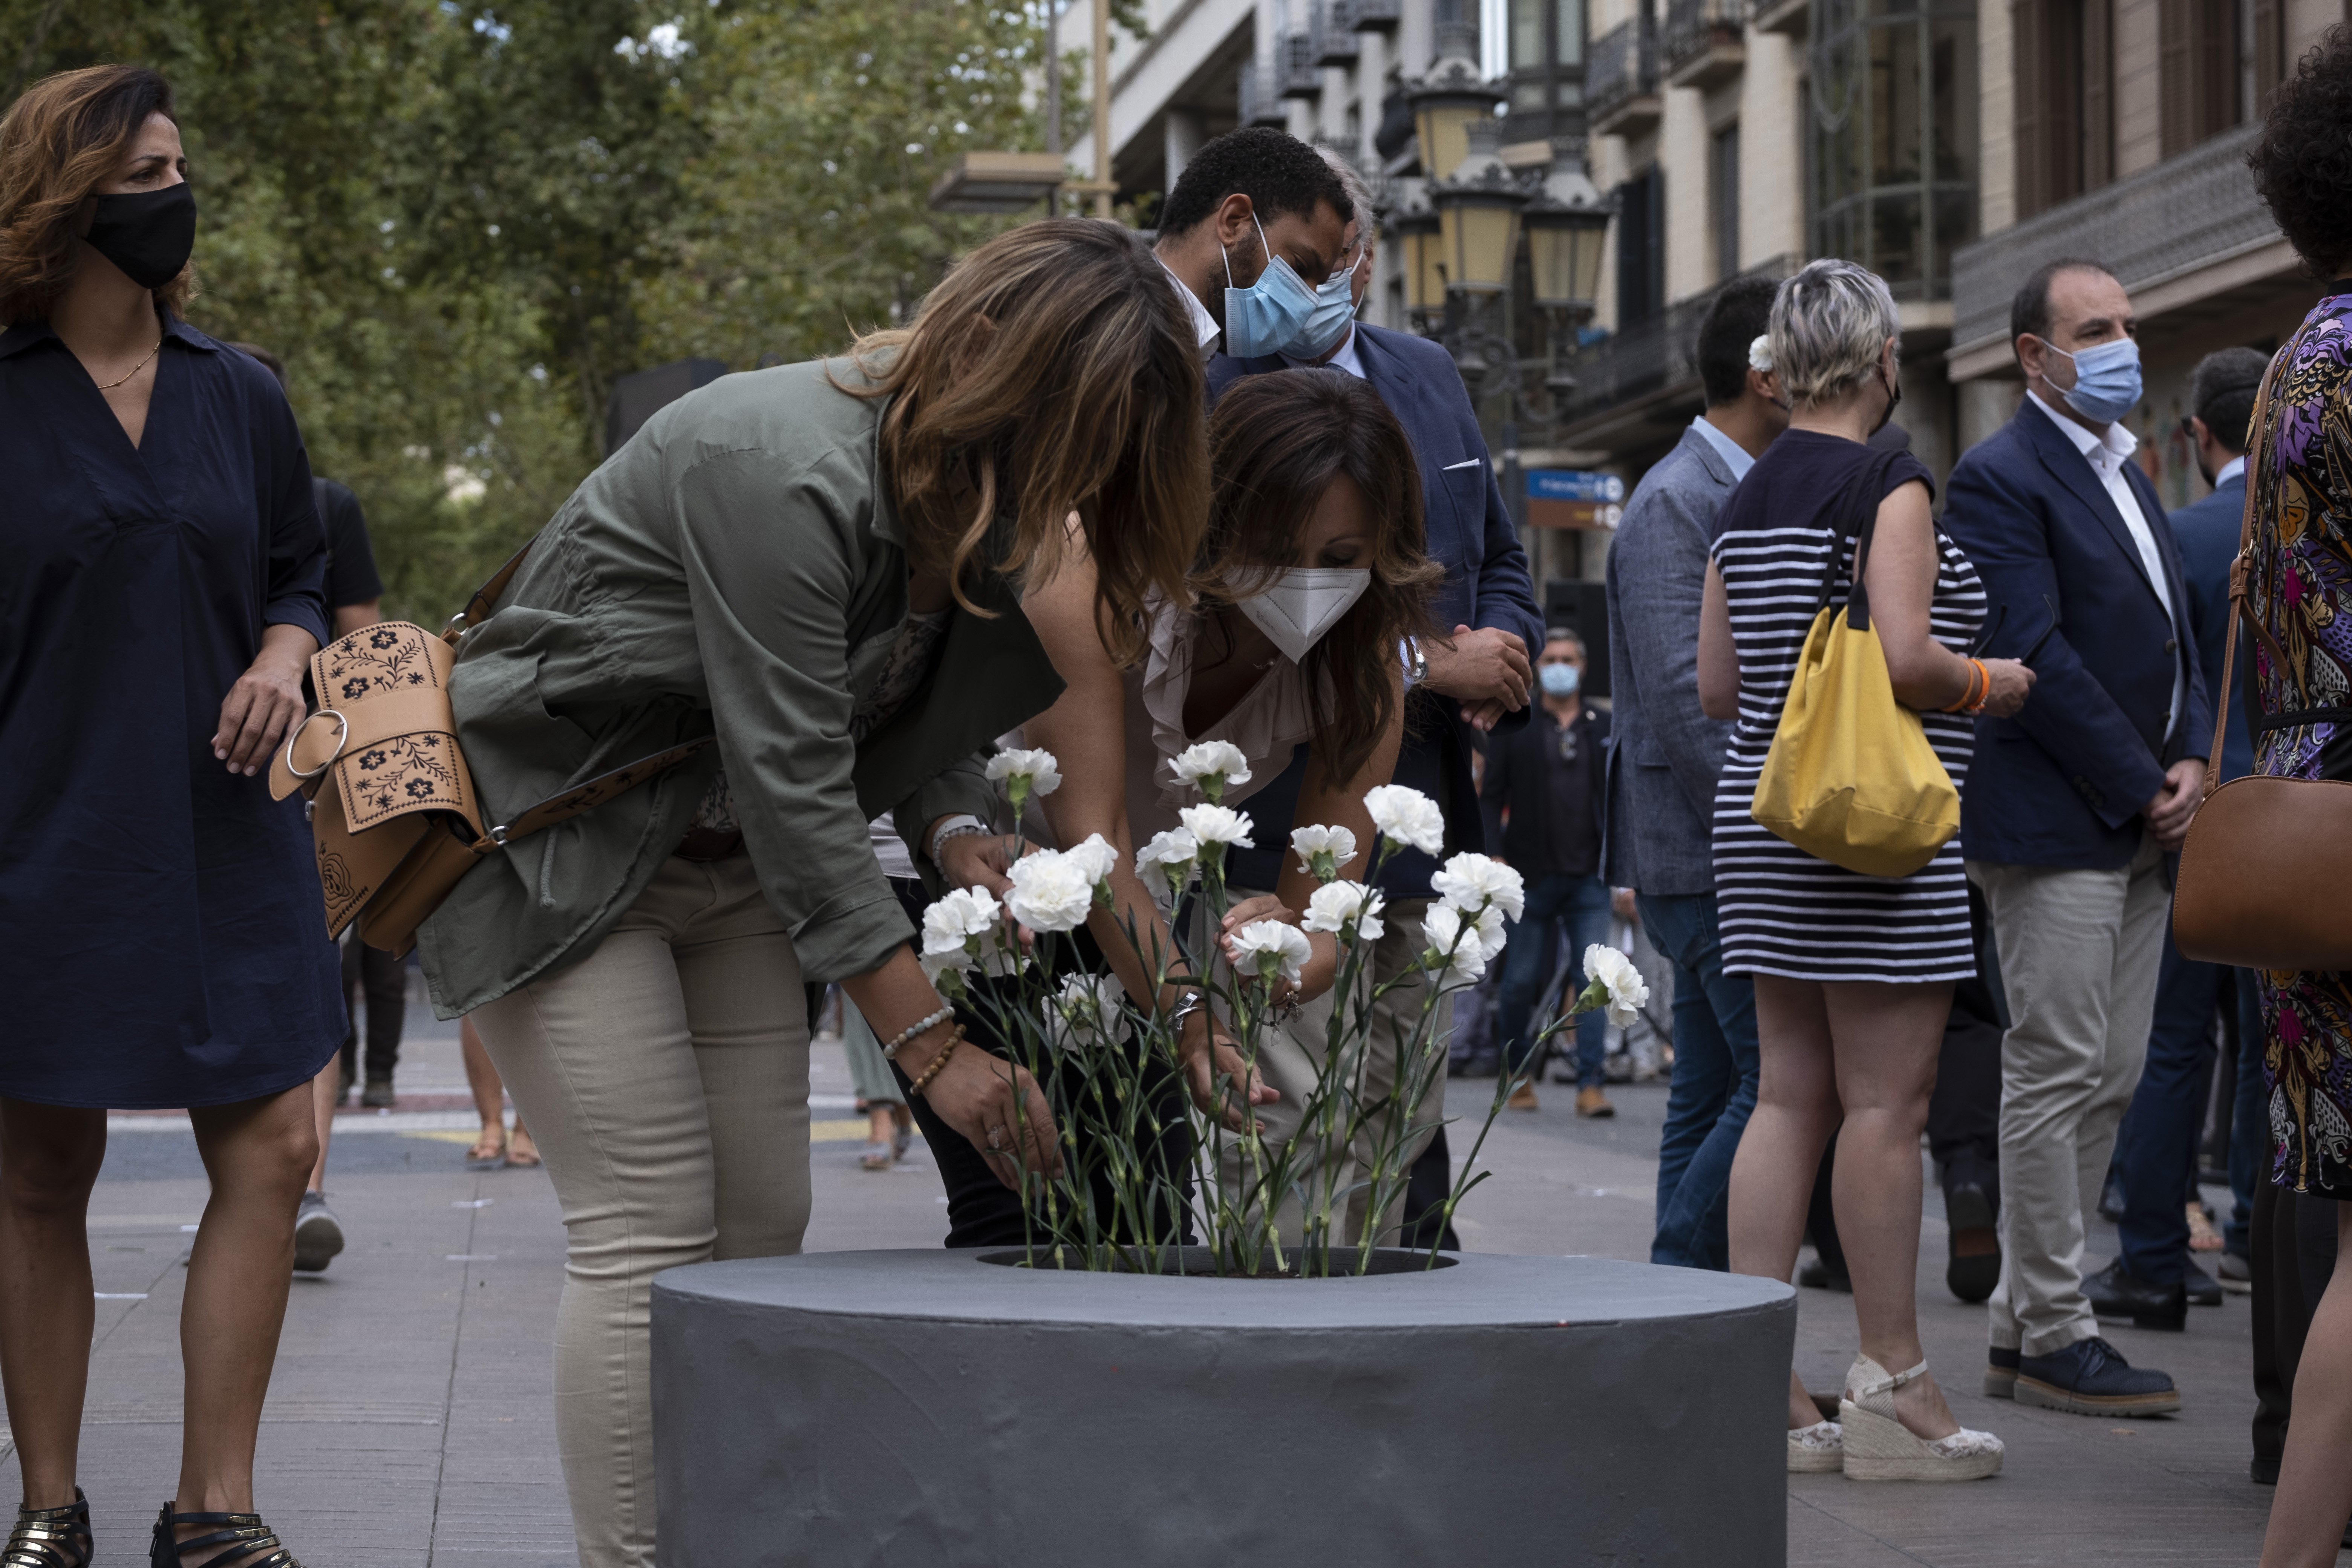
[1603,424,1740,897]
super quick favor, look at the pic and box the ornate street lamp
[1393,201,1446,322]
[1428,117,1528,297]
[1521,136,1613,317]
[1406,20,1503,182]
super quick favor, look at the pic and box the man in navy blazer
[1944,259,2211,1419]
[2108,347,2269,1312]
[1208,152,1542,1243]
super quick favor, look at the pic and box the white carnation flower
[1004,848,1096,934]
[1582,943,1652,1030]
[1169,740,1253,801]
[1049,972,1127,1046]
[918,947,971,991]
[1364,784,1445,855]
[1748,333,1774,373]
[1431,852,1526,922]
[1419,903,1490,986]
[1228,919,1311,987]
[919,887,1018,978]
[1065,833,1118,886]
[1300,879,1384,942]
[1134,827,1200,903]
[1178,804,1256,848]
[1289,824,1360,882]
[986,747,1062,801]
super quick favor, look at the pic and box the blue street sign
[1527,469,1626,504]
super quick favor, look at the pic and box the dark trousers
[338,937,405,1084]
[2115,928,2253,1284]
[1643,891,1759,1271]
[2251,1177,2342,1475]
[1493,873,1612,1085]
[2228,988,2268,1256]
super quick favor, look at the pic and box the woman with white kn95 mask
[916,367,1443,1246]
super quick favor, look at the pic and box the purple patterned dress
[2246,288,2352,1195]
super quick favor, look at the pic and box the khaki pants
[1214,897,1449,1248]
[1970,835,2168,1356]
[470,853,812,1568]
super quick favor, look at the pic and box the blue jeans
[2116,925,2251,1284]
[1493,874,1613,1086]
[1642,891,1760,1271]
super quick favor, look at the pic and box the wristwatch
[1403,636,1428,688]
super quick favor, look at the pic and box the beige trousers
[1969,835,2168,1356]
[1215,898,1449,1247]
[470,853,812,1568]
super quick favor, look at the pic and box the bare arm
[214,622,318,776]
[1863,482,2031,718]
[1698,563,1739,722]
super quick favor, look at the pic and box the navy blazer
[2169,472,2254,782]
[1942,398,2213,870]
[1208,322,1545,897]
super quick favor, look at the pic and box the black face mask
[84,183,196,291]
[1870,358,1903,437]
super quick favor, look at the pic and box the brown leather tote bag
[2171,341,2352,972]
[265,541,710,957]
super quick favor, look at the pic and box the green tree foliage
[2,0,1053,620]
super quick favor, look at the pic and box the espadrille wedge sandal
[1838,1354,2004,1482]
[1787,1418,1844,1473]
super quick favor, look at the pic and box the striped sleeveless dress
[1708,431,1985,983]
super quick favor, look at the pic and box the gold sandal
[4,1488,91,1568]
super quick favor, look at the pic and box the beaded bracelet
[882,1004,956,1061]
[906,1027,965,1098]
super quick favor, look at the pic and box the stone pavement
[49,978,2330,1565]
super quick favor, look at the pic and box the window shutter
[2012,0,2047,216]
[2159,0,2190,157]
[2082,0,2113,191]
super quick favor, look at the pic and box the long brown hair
[1200,369,1441,784]
[0,66,190,326]
[842,219,1208,667]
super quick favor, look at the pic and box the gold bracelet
[906,1027,964,1098]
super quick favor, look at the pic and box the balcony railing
[1586,15,1661,138]
[1554,254,1802,433]
[1663,0,1748,89]
[1950,121,2277,354]
[1313,0,1360,65]
[1347,0,1403,32]
[1238,63,1287,127]
[1277,31,1321,97]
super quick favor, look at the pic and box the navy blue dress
[0,312,344,1108]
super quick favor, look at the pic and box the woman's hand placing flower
[1219,894,1342,1005]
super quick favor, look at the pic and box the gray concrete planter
[652,1250,1796,1567]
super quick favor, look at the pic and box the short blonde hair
[1768,259,1900,409]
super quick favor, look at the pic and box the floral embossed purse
[267,543,710,956]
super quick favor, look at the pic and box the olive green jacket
[417,360,1063,1018]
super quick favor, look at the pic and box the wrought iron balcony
[1663,0,1747,90]
[1313,0,1360,65]
[1586,15,1661,140]
[1277,31,1321,97]
[1348,0,1403,32]
[1238,63,1287,127]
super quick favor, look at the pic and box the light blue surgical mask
[1283,251,1363,361]
[2042,335,2143,426]
[1222,214,1320,359]
[1539,663,1580,698]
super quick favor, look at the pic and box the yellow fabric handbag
[1750,451,1959,879]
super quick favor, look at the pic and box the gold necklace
[95,336,163,391]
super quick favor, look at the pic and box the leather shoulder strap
[2204,339,2297,799]
[442,536,536,645]
[471,735,716,852]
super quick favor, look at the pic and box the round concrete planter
[652,1249,1796,1568]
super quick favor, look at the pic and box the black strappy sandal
[148,1502,302,1568]
[3,1489,91,1568]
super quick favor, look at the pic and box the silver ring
[281,709,350,781]
[986,1125,1008,1151]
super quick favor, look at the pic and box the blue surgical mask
[1539,663,1580,698]
[2042,335,2143,426]
[1283,253,1363,361]
[1222,214,1320,359]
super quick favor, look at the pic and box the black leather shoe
[1945,1179,2000,1303]
[2015,1335,2180,1416]
[2086,1259,2188,1331]
[2183,1257,2223,1308]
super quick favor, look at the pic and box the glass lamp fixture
[1393,202,1446,315]
[1521,136,1613,314]
[1407,20,1505,181]
[1429,118,1528,295]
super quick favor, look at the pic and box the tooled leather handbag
[266,541,711,957]
[2171,337,2352,971]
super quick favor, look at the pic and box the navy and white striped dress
[1709,432,1984,983]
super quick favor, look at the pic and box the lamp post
[1426,116,1527,396]
[1393,202,1445,327]
[1518,135,1614,402]
[1405,20,1502,183]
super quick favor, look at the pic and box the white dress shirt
[1279,322,1366,380]
[2028,390,2185,739]
[2214,454,2247,487]
[1160,259,1220,359]
[1689,413,1756,483]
